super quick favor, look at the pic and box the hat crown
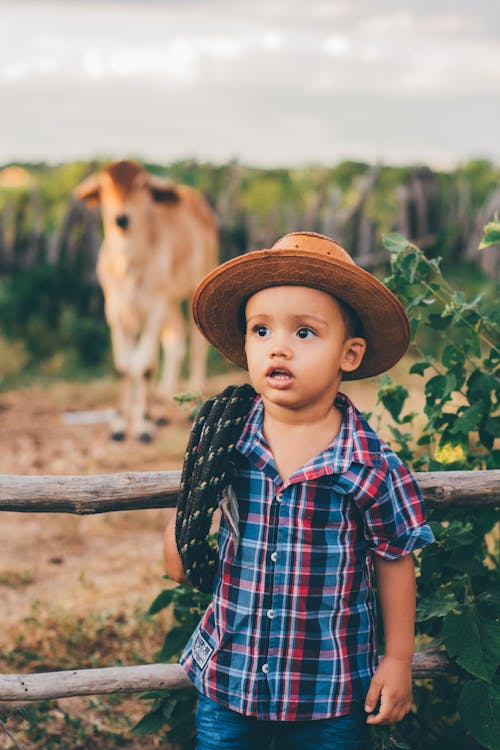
[271,231,355,266]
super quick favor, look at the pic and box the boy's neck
[261,395,344,482]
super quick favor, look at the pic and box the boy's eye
[296,327,315,339]
[254,325,270,337]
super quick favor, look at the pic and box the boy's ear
[341,337,367,374]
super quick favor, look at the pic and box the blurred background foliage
[0,157,498,389]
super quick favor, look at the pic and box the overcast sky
[1,0,499,167]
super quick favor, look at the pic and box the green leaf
[138,690,166,700]
[377,382,409,422]
[149,588,176,615]
[400,412,417,424]
[400,252,420,283]
[484,416,500,438]
[447,551,488,577]
[409,317,419,340]
[479,220,500,250]
[417,434,431,445]
[416,590,459,622]
[159,625,190,660]
[442,345,460,369]
[458,679,500,749]
[132,709,166,735]
[450,401,484,435]
[467,370,499,402]
[409,361,431,376]
[446,373,457,394]
[466,330,482,359]
[477,589,500,619]
[383,232,411,254]
[444,605,500,682]
[425,375,448,402]
[427,313,450,330]
[440,521,476,551]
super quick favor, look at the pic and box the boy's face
[244,286,366,414]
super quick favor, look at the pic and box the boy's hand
[364,656,412,725]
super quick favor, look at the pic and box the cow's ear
[74,173,101,208]
[147,176,180,205]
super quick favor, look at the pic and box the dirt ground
[0,374,251,626]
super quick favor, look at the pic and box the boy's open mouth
[266,366,294,385]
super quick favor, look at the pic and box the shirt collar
[235,391,381,476]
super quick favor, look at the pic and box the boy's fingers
[364,681,381,714]
[366,698,408,725]
[366,704,393,725]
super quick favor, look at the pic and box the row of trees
[0,158,498,385]
[1,158,499,277]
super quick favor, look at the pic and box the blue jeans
[195,693,369,750]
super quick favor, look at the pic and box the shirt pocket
[301,481,348,530]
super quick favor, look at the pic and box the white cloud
[259,31,283,52]
[323,35,352,57]
[0,0,498,164]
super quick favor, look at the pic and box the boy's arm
[163,513,192,586]
[365,554,415,725]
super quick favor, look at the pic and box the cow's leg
[159,306,186,410]
[188,319,208,393]
[109,324,135,440]
[129,308,164,441]
[112,373,133,440]
[130,367,156,442]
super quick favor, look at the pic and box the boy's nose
[269,339,292,359]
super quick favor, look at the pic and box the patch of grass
[0,696,172,749]
[0,336,29,383]
[0,608,176,749]
[0,608,167,673]
[0,569,34,588]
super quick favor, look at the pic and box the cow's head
[75,160,180,233]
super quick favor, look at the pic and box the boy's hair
[335,297,364,340]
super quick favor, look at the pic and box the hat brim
[192,249,409,380]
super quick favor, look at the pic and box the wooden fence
[2,164,500,280]
[0,469,498,702]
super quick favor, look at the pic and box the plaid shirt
[180,392,434,721]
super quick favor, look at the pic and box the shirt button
[266,609,275,619]
[262,663,269,674]
[275,493,283,503]
[270,551,278,562]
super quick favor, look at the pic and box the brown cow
[75,160,218,441]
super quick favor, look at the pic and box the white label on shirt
[192,632,213,670]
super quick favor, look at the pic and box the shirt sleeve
[352,458,435,560]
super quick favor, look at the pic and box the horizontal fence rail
[0,652,454,702]
[0,468,497,703]
[0,469,498,514]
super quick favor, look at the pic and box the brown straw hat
[192,232,409,380]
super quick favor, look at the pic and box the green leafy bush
[0,262,110,382]
[375,234,499,750]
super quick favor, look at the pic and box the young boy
[164,232,434,749]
